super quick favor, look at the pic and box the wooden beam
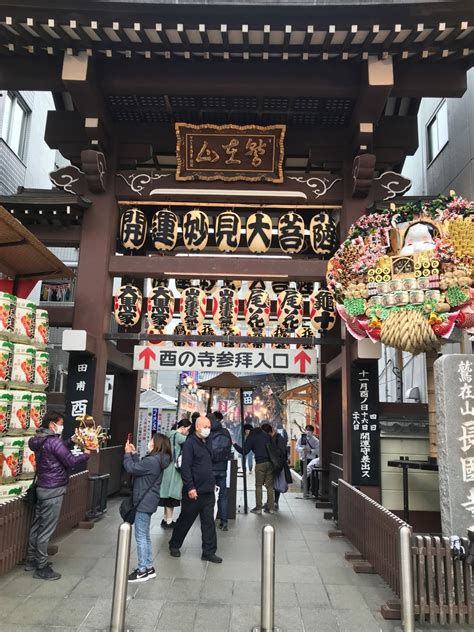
[107,341,133,373]
[325,351,343,379]
[393,60,468,98]
[47,304,74,328]
[109,254,328,282]
[0,55,62,90]
[28,225,81,246]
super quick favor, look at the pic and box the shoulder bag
[23,436,51,506]
[119,461,163,524]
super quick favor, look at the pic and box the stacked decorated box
[0,292,49,503]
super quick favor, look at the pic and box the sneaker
[161,520,176,530]
[169,548,181,558]
[201,553,223,564]
[128,568,150,583]
[146,566,156,579]
[24,559,37,572]
[250,507,262,515]
[263,507,274,514]
[33,565,61,581]
[220,523,229,532]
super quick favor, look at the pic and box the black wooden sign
[350,361,380,486]
[64,353,96,439]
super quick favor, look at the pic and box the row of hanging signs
[114,282,336,347]
[119,207,338,256]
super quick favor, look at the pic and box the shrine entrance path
[0,473,470,631]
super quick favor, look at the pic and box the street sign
[133,344,317,375]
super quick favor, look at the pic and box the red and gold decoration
[114,283,142,328]
[278,211,305,254]
[310,212,338,257]
[179,286,207,331]
[151,209,178,252]
[246,212,272,254]
[309,289,336,332]
[120,207,147,251]
[72,415,107,453]
[147,285,174,330]
[212,287,239,330]
[327,194,474,354]
[215,211,241,252]
[182,209,209,251]
[277,288,303,331]
[245,287,271,334]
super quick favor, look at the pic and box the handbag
[273,468,288,494]
[173,433,182,472]
[119,463,163,524]
[23,474,38,506]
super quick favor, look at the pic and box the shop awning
[197,372,254,390]
[0,205,73,281]
[139,389,177,409]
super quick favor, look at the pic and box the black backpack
[211,429,232,464]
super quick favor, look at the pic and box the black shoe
[263,506,274,514]
[169,548,181,558]
[274,503,279,511]
[250,507,262,515]
[24,559,37,572]
[201,553,223,564]
[220,523,229,532]
[160,519,167,529]
[33,565,61,581]
[128,568,149,583]
[146,566,156,579]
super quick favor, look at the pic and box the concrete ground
[0,473,470,631]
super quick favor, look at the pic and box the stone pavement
[0,475,469,632]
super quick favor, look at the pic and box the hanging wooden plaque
[175,123,286,183]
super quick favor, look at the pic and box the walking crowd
[24,408,316,584]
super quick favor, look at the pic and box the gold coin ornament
[326,193,474,354]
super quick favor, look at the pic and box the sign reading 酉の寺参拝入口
[435,354,474,537]
[350,361,380,486]
[175,123,286,183]
[64,353,97,440]
[133,344,316,375]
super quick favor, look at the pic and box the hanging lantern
[222,324,240,348]
[215,211,241,252]
[271,325,290,349]
[310,212,338,257]
[183,209,209,251]
[114,284,142,328]
[278,211,305,254]
[175,278,192,293]
[198,322,215,347]
[223,280,242,292]
[173,323,190,346]
[245,288,271,332]
[147,286,174,329]
[277,289,303,331]
[297,281,314,297]
[179,286,207,330]
[152,278,169,288]
[151,208,178,252]
[310,289,336,331]
[212,287,239,330]
[147,323,166,346]
[247,328,265,348]
[199,279,217,294]
[249,280,266,291]
[296,324,314,349]
[120,208,147,251]
[246,212,272,253]
[271,281,289,296]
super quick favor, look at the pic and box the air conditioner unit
[405,386,421,402]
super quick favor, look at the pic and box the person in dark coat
[210,411,232,531]
[123,433,171,583]
[234,423,274,514]
[262,424,288,510]
[26,412,90,581]
[169,416,222,563]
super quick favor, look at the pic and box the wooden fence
[0,471,89,575]
[338,479,474,624]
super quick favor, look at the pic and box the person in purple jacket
[25,412,89,580]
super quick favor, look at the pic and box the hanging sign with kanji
[133,344,316,375]
[175,123,286,183]
[64,354,97,439]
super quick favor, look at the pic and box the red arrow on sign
[294,350,311,373]
[138,346,156,370]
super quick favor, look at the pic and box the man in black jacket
[210,411,232,531]
[234,423,274,515]
[169,416,222,563]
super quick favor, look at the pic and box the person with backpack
[123,433,171,583]
[210,411,232,531]
[159,418,191,529]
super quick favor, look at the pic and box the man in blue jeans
[210,411,233,531]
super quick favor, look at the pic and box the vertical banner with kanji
[435,354,474,536]
[64,353,97,439]
[350,361,380,486]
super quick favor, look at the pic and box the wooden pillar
[109,371,141,446]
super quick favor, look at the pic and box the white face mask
[199,427,211,438]
[55,425,64,435]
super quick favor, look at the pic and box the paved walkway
[0,474,465,631]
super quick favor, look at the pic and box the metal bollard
[110,522,132,632]
[252,525,280,632]
[399,525,415,632]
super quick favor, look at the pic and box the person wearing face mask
[159,418,192,529]
[296,424,319,461]
[25,412,90,580]
[168,415,222,564]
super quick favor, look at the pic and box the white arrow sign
[133,344,317,375]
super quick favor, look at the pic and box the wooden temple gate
[0,0,473,504]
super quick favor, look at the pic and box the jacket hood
[29,428,55,450]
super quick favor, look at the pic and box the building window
[1,92,30,159]
[427,100,448,164]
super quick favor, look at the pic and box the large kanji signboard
[175,123,286,183]
[133,345,316,375]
